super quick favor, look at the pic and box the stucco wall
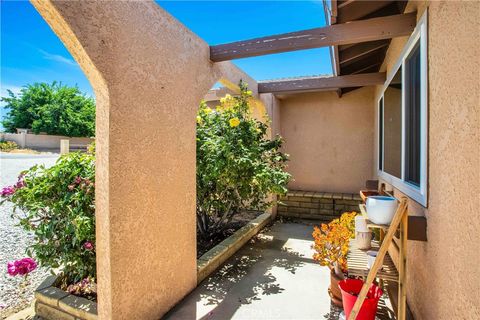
[374,1,480,319]
[260,92,281,138]
[30,1,259,319]
[279,87,375,193]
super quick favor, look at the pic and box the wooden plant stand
[347,197,409,320]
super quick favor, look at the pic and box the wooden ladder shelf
[348,197,409,320]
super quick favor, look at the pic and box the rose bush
[1,147,95,284]
[196,81,291,239]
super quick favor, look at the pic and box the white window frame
[377,10,428,207]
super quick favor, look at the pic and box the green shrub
[1,148,95,282]
[0,140,18,152]
[196,81,291,239]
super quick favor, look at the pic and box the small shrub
[0,140,18,152]
[1,146,95,284]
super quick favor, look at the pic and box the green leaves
[0,140,18,151]
[196,81,291,239]
[5,147,96,282]
[1,82,95,137]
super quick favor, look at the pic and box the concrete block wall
[0,132,93,150]
[278,190,362,223]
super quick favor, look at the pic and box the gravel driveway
[0,152,59,319]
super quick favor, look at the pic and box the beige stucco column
[30,1,256,319]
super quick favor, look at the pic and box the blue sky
[1,1,332,124]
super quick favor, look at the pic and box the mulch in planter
[196,211,261,258]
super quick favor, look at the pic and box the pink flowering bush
[1,186,16,196]
[66,276,96,300]
[7,258,37,277]
[1,146,95,284]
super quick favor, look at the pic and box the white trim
[376,10,428,207]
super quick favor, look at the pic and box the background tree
[1,82,95,137]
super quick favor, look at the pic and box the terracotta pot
[329,270,344,307]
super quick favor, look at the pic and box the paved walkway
[166,220,342,320]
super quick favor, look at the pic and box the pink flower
[15,179,25,189]
[7,258,37,276]
[83,241,94,251]
[74,176,82,184]
[7,262,17,276]
[1,186,15,197]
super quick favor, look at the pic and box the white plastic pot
[366,250,378,269]
[366,196,398,225]
[355,231,372,250]
[355,216,369,233]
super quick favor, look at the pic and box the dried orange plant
[312,212,357,278]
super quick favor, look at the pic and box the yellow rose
[196,115,203,124]
[246,90,253,96]
[229,117,240,128]
[203,107,212,114]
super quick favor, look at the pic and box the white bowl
[366,196,398,225]
[366,250,378,269]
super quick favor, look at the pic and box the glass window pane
[379,98,384,171]
[383,67,402,178]
[405,42,421,186]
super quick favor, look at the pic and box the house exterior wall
[279,88,375,194]
[260,92,282,138]
[373,1,480,319]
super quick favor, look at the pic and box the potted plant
[312,212,356,306]
[1,145,97,319]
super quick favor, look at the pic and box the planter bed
[197,210,262,258]
[34,212,272,320]
[35,276,96,320]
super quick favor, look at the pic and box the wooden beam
[350,62,382,75]
[210,13,416,62]
[337,0,395,23]
[331,0,338,24]
[331,1,341,97]
[342,49,386,74]
[339,40,389,66]
[337,0,356,10]
[258,72,385,94]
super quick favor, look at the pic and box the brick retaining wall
[278,190,362,223]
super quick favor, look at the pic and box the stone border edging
[197,212,272,284]
[34,275,97,320]
[31,212,272,320]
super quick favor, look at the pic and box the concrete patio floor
[165,220,340,320]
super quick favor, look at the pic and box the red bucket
[338,279,383,320]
